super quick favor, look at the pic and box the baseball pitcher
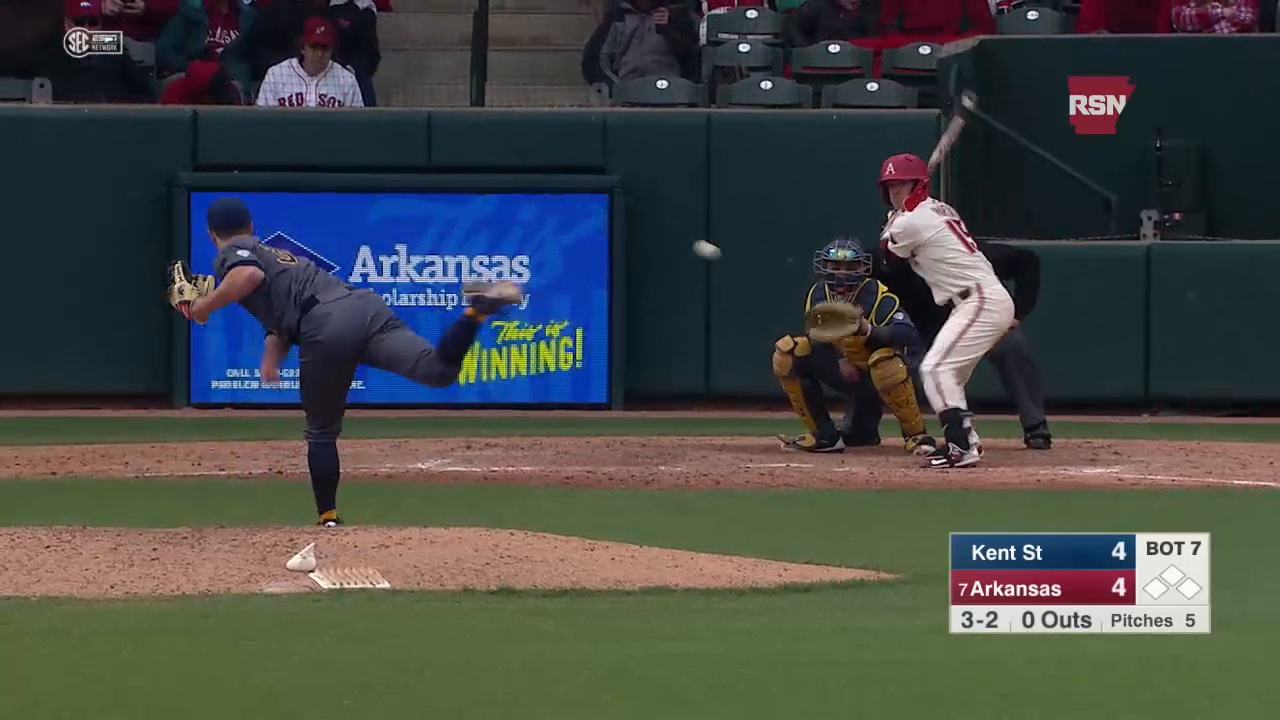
[774,237,937,455]
[167,197,522,526]
[878,152,1015,469]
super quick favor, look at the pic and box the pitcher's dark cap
[207,197,252,235]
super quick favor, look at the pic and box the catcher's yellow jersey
[804,279,908,368]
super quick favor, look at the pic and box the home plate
[308,567,392,590]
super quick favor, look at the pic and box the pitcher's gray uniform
[213,236,467,440]
[200,196,521,527]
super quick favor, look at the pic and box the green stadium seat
[997,6,1071,34]
[820,78,918,108]
[702,39,784,81]
[123,38,156,68]
[716,76,813,108]
[789,41,873,106]
[0,77,52,103]
[612,75,707,107]
[705,7,784,46]
[881,41,941,108]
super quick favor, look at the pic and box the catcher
[774,237,937,455]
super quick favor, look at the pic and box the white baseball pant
[920,280,1016,415]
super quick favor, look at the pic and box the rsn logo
[1067,76,1135,135]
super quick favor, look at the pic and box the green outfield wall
[0,103,1272,408]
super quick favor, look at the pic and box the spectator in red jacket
[1170,0,1258,32]
[1076,0,1170,32]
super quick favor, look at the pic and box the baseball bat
[927,90,977,174]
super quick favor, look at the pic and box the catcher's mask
[813,238,871,293]
[878,152,930,207]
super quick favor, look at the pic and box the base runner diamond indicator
[1143,577,1169,600]
[949,532,1210,634]
[1159,565,1185,586]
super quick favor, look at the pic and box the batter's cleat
[904,433,938,456]
[777,432,845,453]
[463,281,524,316]
[1024,422,1052,450]
[922,442,983,469]
[317,510,343,528]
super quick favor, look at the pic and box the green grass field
[1,415,1277,720]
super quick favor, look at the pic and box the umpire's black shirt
[873,240,1041,341]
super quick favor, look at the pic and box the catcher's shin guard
[868,348,933,454]
[772,335,838,442]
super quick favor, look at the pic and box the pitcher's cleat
[904,433,938,456]
[463,281,524,317]
[777,432,846,453]
[317,510,344,528]
[922,442,982,469]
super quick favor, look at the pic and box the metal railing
[469,0,491,106]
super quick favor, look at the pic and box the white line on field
[1047,466,1280,489]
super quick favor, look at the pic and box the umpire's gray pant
[916,325,1046,430]
[985,326,1047,430]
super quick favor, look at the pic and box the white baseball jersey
[882,197,1002,306]
[255,58,364,108]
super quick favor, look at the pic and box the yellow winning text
[457,320,587,385]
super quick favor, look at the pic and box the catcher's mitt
[805,301,869,343]
[167,261,215,322]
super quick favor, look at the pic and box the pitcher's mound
[0,526,892,599]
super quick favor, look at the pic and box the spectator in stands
[156,0,255,94]
[0,0,63,80]
[1170,0,1259,32]
[247,0,380,105]
[48,0,158,102]
[160,57,243,102]
[783,0,877,47]
[878,0,994,38]
[1075,0,1170,32]
[584,0,698,90]
[255,16,364,106]
[102,0,181,42]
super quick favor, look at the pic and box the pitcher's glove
[167,261,215,323]
[805,301,870,343]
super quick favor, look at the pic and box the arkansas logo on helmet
[878,153,931,209]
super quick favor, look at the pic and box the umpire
[873,239,1053,450]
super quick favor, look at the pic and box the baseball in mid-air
[693,240,722,260]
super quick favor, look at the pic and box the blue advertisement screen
[188,191,611,405]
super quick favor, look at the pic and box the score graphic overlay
[949,533,1210,634]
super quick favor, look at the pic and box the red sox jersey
[881,197,1002,307]
[255,58,364,108]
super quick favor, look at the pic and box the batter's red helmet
[878,153,930,207]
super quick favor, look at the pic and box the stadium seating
[612,75,708,107]
[997,6,1071,34]
[716,76,813,108]
[881,41,942,107]
[819,78,919,108]
[0,77,53,103]
[704,6,785,46]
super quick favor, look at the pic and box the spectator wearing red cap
[255,16,363,106]
[156,0,256,95]
[247,0,380,105]
[160,58,243,102]
[1170,0,1258,32]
